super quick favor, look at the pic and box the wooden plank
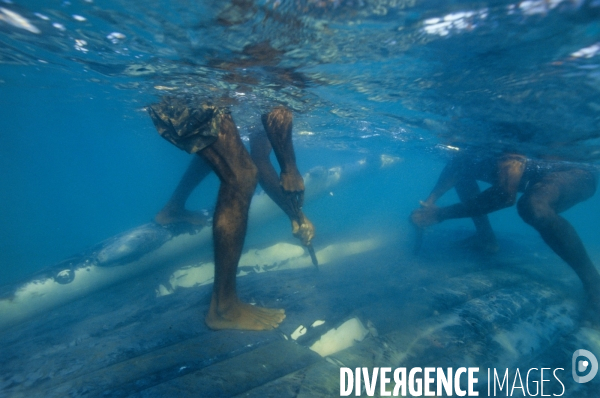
[134,340,321,397]
[0,231,583,397]
[39,332,281,397]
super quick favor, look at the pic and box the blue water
[2,0,600,396]
[2,0,599,283]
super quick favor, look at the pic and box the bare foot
[155,206,210,226]
[205,297,286,331]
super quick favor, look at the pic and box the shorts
[148,97,228,154]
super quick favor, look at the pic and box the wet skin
[250,107,314,245]
[416,156,500,253]
[152,105,313,331]
[155,156,213,226]
[411,153,600,322]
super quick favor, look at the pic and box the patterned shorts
[148,97,229,154]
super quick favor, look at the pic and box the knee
[235,162,258,195]
[517,196,554,228]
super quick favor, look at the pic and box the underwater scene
[2,0,600,396]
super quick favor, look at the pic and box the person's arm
[421,157,463,206]
[412,155,526,227]
[438,155,525,220]
[249,127,296,219]
[261,108,304,204]
[254,109,314,246]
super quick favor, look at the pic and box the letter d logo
[572,349,598,383]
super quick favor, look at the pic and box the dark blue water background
[2,0,600,287]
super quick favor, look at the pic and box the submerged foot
[206,298,285,331]
[155,206,210,226]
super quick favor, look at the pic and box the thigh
[199,111,256,183]
[522,169,597,213]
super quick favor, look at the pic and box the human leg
[155,155,212,225]
[517,169,600,315]
[455,177,498,253]
[201,111,285,330]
